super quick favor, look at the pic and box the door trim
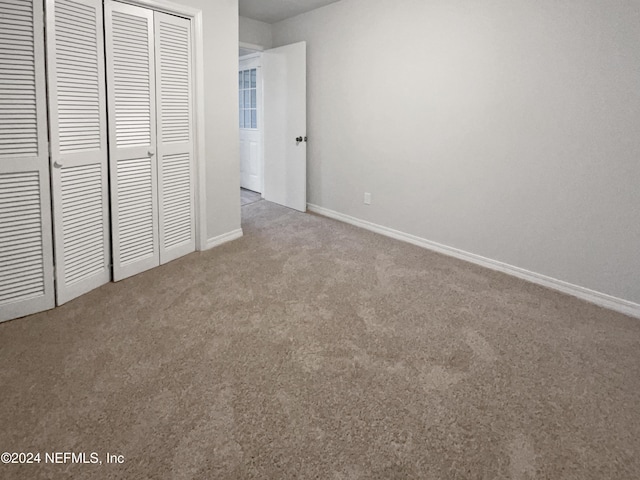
[109,0,206,252]
[239,41,264,52]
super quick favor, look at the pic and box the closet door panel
[46,0,110,305]
[0,0,54,322]
[155,12,195,265]
[105,1,158,281]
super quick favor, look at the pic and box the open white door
[46,0,111,305]
[263,41,307,212]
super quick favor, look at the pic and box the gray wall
[240,15,273,48]
[272,0,640,304]
[175,0,241,241]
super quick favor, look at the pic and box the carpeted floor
[241,188,262,206]
[1,201,639,479]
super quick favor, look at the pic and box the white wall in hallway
[271,0,640,305]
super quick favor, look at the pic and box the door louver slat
[59,164,105,285]
[117,157,155,265]
[0,0,37,159]
[55,1,102,151]
[161,153,191,248]
[111,10,152,148]
[158,21,190,144]
[0,172,44,305]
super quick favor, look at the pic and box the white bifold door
[45,0,111,305]
[105,1,195,281]
[0,0,195,321]
[154,11,196,264]
[0,0,55,322]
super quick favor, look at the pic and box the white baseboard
[205,229,243,250]
[307,204,640,319]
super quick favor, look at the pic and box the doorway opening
[238,40,307,214]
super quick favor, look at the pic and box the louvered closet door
[46,0,110,305]
[105,1,159,281]
[154,12,195,265]
[0,0,55,322]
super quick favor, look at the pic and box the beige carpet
[241,188,262,206]
[1,200,639,479]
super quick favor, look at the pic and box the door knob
[148,150,155,157]
[53,161,63,168]
[296,136,303,145]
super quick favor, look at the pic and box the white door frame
[239,41,264,52]
[109,0,206,251]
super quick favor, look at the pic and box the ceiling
[239,0,341,24]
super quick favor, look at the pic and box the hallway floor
[240,188,261,206]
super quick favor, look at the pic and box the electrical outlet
[364,192,371,205]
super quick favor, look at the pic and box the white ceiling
[239,0,341,24]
